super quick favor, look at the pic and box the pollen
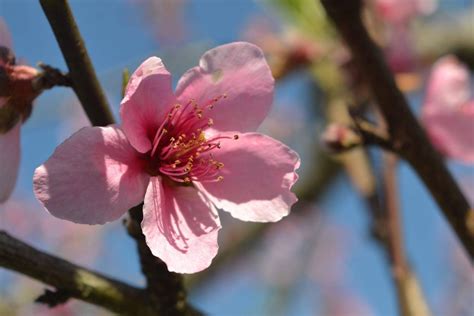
[146,93,233,185]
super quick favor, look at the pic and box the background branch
[320,0,474,259]
[382,154,431,316]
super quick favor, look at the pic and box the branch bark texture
[39,0,114,126]
[0,231,155,315]
[320,0,474,259]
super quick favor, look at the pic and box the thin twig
[382,154,431,316]
[320,0,474,259]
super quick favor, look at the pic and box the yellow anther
[217,176,224,182]
[184,177,191,183]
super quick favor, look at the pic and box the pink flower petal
[142,177,221,273]
[120,57,176,153]
[34,126,149,224]
[199,132,300,222]
[424,55,471,110]
[423,103,474,164]
[0,121,20,203]
[422,56,474,163]
[175,42,274,133]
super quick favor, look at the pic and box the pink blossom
[34,42,300,273]
[421,56,474,164]
[375,0,437,25]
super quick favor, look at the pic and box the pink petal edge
[33,126,149,224]
[120,57,176,153]
[175,42,274,134]
[142,177,221,273]
[199,132,300,223]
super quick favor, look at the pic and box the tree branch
[320,0,474,259]
[39,0,114,126]
[126,206,202,316]
[0,231,156,315]
[382,154,431,316]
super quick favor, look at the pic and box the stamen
[146,94,231,184]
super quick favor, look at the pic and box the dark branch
[126,206,203,316]
[35,289,72,308]
[0,231,155,315]
[39,0,115,126]
[320,0,474,259]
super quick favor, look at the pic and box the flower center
[145,95,238,184]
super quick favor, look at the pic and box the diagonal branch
[39,0,114,126]
[0,231,155,315]
[320,0,474,259]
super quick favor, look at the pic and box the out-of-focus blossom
[375,0,437,25]
[321,123,362,152]
[129,0,187,44]
[384,26,417,74]
[375,0,437,85]
[0,18,39,203]
[421,56,474,163]
[243,17,320,79]
[34,42,300,274]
